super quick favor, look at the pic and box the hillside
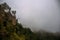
[0,3,60,40]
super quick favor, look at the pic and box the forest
[0,3,60,40]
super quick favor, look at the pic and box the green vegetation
[0,3,60,40]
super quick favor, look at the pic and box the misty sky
[0,0,60,32]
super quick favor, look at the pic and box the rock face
[0,3,17,37]
[0,3,16,26]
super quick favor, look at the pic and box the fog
[0,0,60,32]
